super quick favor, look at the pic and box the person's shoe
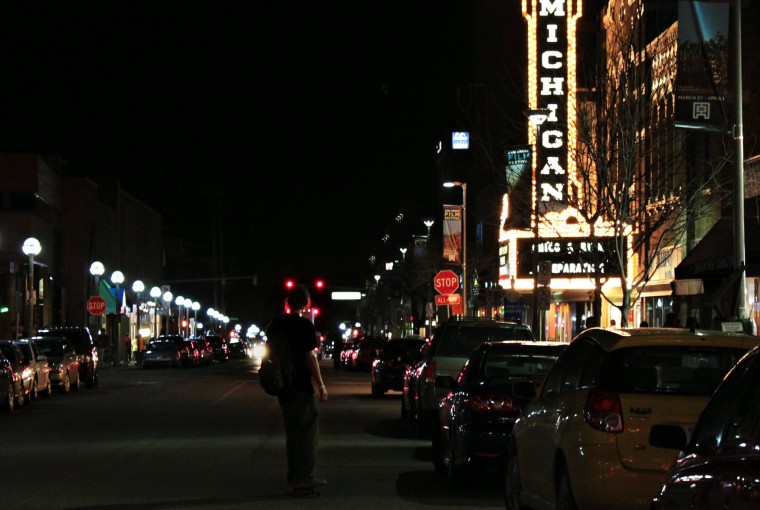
[291,477,327,490]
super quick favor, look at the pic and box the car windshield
[435,324,534,357]
[0,344,15,361]
[360,337,386,349]
[384,340,425,357]
[596,346,749,395]
[17,343,32,359]
[149,342,177,351]
[37,341,63,357]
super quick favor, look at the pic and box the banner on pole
[675,0,729,131]
[442,205,462,264]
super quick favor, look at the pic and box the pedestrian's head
[286,285,310,312]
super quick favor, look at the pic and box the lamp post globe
[90,261,105,295]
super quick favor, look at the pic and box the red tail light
[422,362,437,384]
[584,388,624,433]
[466,395,520,413]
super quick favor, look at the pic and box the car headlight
[253,344,266,358]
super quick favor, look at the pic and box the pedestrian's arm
[305,349,328,402]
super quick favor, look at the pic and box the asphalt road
[1,357,502,510]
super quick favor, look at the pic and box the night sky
[0,2,523,323]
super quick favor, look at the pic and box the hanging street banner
[443,205,462,264]
[674,0,729,131]
[505,145,532,190]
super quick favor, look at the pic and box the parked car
[371,336,427,397]
[350,335,387,371]
[36,326,98,388]
[34,336,81,394]
[183,339,200,367]
[432,340,566,488]
[14,338,53,400]
[339,338,360,370]
[0,341,32,408]
[206,335,229,362]
[194,337,214,365]
[652,343,760,510]
[142,338,183,368]
[1,353,17,411]
[227,336,246,358]
[503,327,760,510]
[404,318,534,437]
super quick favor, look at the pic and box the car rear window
[484,352,562,383]
[434,324,534,357]
[384,340,425,357]
[597,346,749,395]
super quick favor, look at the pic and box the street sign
[433,270,459,295]
[87,296,107,315]
[435,294,461,306]
[537,286,551,310]
[537,260,552,286]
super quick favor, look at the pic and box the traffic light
[314,279,325,289]
[312,307,319,317]
[285,279,295,289]
[181,319,188,328]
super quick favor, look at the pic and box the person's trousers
[278,389,319,483]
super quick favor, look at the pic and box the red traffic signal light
[312,307,320,316]
[314,279,325,289]
[285,279,295,289]
[181,319,188,328]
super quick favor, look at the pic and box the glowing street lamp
[21,237,41,338]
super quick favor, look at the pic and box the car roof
[575,327,760,351]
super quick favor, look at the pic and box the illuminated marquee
[523,0,581,211]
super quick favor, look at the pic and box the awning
[98,280,123,315]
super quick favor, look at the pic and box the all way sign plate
[435,294,461,306]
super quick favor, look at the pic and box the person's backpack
[258,328,293,396]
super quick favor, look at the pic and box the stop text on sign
[433,270,460,294]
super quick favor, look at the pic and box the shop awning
[98,279,124,315]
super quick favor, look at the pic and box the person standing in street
[265,285,328,492]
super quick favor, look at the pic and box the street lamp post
[21,237,41,338]
[132,280,144,351]
[162,291,173,336]
[174,296,185,336]
[183,299,192,337]
[423,219,435,238]
[89,261,105,331]
[443,181,468,316]
[150,286,161,338]
[192,301,200,337]
[111,270,125,366]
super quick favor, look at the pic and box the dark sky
[0,2,523,322]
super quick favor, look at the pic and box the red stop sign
[433,270,460,294]
[87,296,107,315]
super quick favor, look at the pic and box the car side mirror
[511,380,537,399]
[435,375,455,390]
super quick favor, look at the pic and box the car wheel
[504,441,524,510]
[556,466,578,510]
[4,384,14,412]
[28,380,36,403]
[447,433,463,490]
[72,373,81,392]
[16,386,25,408]
[432,427,446,476]
[85,368,95,388]
[400,398,408,420]
[42,377,52,398]
[371,382,384,398]
[60,373,70,394]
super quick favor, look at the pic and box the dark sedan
[142,339,183,368]
[0,340,33,406]
[432,340,566,488]
[652,344,760,510]
[371,337,426,397]
[206,335,229,362]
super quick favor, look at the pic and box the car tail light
[422,362,437,384]
[466,395,520,413]
[584,388,624,433]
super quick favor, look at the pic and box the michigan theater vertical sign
[522,0,581,219]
